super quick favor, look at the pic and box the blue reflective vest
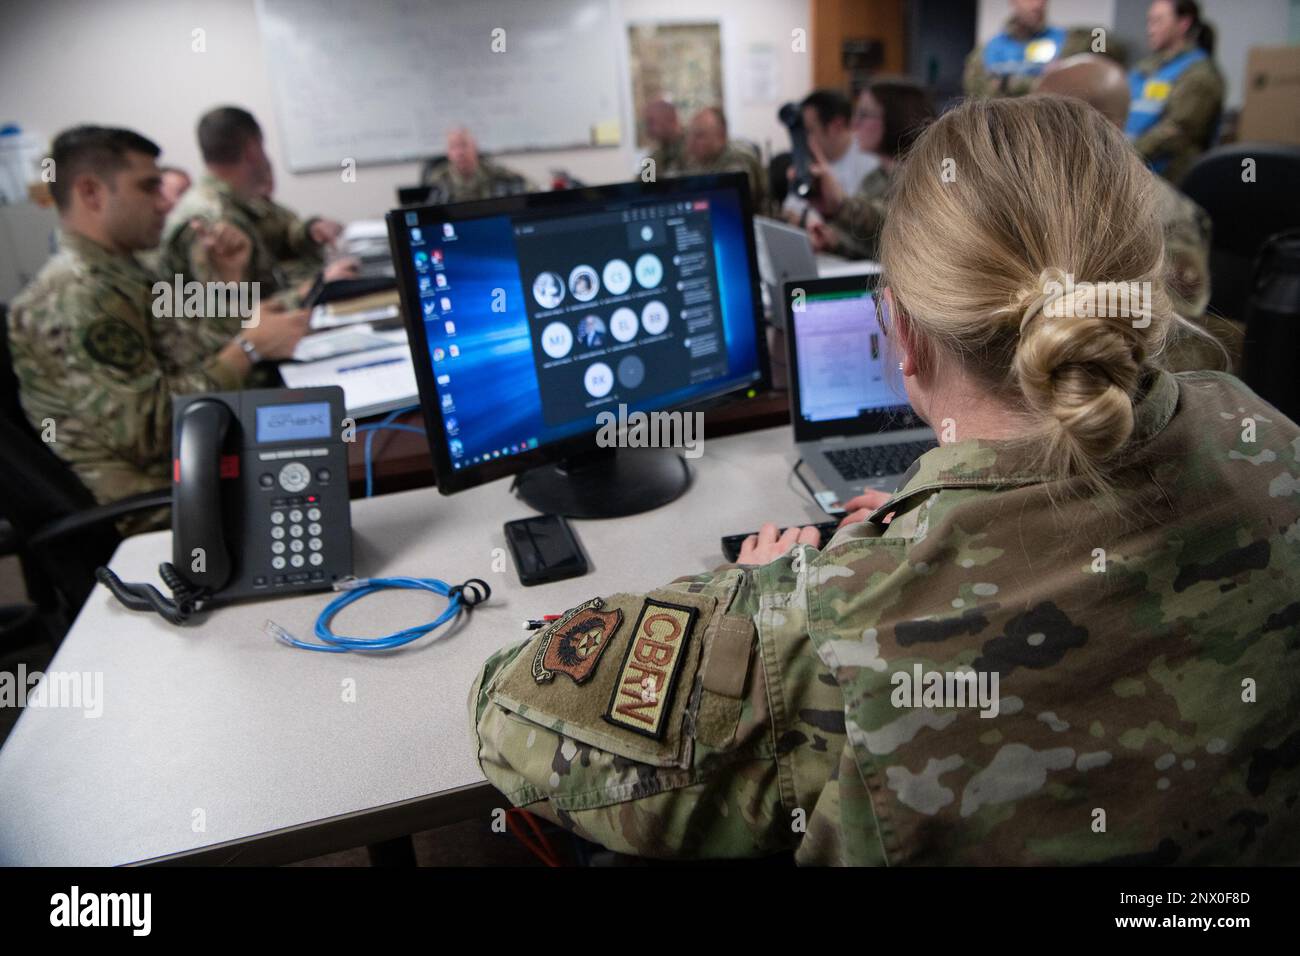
[1125,47,1208,172]
[982,25,1067,79]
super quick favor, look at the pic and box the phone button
[290,554,305,568]
[309,552,324,566]
[270,511,285,525]
[308,537,322,551]
[307,523,322,536]
[259,474,274,488]
[307,507,321,521]
[271,556,287,570]
[288,509,303,522]
[278,462,311,493]
[315,468,330,483]
[289,539,304,553]
[271,526,285,540]
[271,541,285,555]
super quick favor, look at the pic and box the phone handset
[173,398,235,592]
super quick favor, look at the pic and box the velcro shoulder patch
[604,599,698,739]
[532,598,623,685]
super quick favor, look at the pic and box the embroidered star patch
[531,598,623,685]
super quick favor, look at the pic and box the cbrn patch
[532,598,623,685]
[604,598,697,739]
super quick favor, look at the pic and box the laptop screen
[789,285,925,438]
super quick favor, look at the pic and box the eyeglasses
[873,288,891,337]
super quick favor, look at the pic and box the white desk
[0,426,824,865]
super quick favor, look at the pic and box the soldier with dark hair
[161,105,355,328]
[7,126,307,529]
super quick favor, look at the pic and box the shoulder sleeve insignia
[604,598,698,739]
[82,318,147,372]
[532,597,623,685]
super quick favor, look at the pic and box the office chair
[0,307,170,640]
[1180,142,1300,326]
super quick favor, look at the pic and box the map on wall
[627,22,724,149]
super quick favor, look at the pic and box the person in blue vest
[963,0,1084,98]
[1126,0,1224,185]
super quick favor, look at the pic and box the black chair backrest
[1180,143,1300,323]
[769,151,793,206]
[0,309,121,610]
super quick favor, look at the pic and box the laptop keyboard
[824,440,938,481]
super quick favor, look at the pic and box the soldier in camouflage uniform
[963,0,1096,99]
[1125,0,1223,186]
[7,127,307,532]
[678,108,768,215]
[1036,54,1238,371]
[640,99,685,182]
[469,96,1300,864]
[161,106,349,350]
[420,127,536,205]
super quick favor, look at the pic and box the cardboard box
[1238,46,1300,145]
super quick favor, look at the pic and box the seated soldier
[7,126,308,532]
[420,127,536,204]
[680,108,768,214]
[468,96,1300,864]
[161,106,355,338]
[804,80,935,261]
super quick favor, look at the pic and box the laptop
[784,275,937,507]
[753,216,818,329]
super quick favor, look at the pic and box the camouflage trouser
[467,568,851,860]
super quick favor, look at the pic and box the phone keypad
[268,497,328,583]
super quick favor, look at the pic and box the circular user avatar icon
[532,271,565,309]
[635,253,663,288]
[575,314,607,349]
[640,225,654,242]
[609,307,638,343]
[584,362,614,398]
[641,299,669,336]
[569,264,599,302]
[617,355,646,389]
[602,258,632,296]
[540,321,573,359]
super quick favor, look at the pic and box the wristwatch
[234,333,262,364]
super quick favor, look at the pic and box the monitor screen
[391,174,766,491]
[789,283,923,437]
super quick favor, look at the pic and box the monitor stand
[514,446,691,518]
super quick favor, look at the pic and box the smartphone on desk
[504,514,589,586]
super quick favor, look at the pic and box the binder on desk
[279,344,419,419]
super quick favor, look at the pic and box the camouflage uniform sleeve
[65,284,244,468]
[963,45,995,97]
[468,553,848,859]
[165,216,255,286]
[828,185,888,260]
[1132,61,1223,179]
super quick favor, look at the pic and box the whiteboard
[255,0,624,172]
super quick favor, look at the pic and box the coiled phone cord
[265,576,491,652]
[95,562,209,625]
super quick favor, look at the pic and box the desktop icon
[437,374,451,385]
[433,347,446,361]
[449,439,464,457]
[442,223,455,239]
[527,437,539,449]
[418,276,432,293]
[431,249,444,265]
[440,296,452,312]
[444,320,456,335]
[410,227,422,241]
[449,344,460,358]
[446,417,459,436]
[441,393,454,409]
[414,251,429,271]
[434,272,448,288]
[423,300,438,317]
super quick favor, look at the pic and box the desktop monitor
[387,172,769,518]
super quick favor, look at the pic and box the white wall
[0,0,811,225]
